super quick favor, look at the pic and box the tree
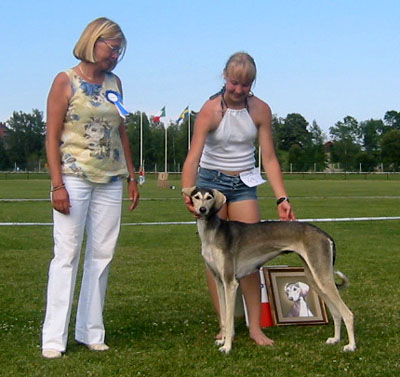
[381,129,400,171]
[384,110,400,130]
[329,116,361,144]
[170,112,196,171]
[355,151,378,172]
[330,140,361,171]
[329,116,362,171]
[6,109,46,170]
[360,119,385,153]
[0,139,11,170]
[354,118,385,171]
[307,121,328,171]
[288,144,304,171]
[147,119,166,171]
[275,113,310,151]
[277,116,327,172]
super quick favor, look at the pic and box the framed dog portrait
[264,267,329,326]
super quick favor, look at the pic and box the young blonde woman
[182,52,295,346]
[42,17,139,358]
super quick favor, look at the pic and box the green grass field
[0,176,399,377]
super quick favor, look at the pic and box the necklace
[78,64,98,82]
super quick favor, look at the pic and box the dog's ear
[182,186,196,197]
[212,189,226,211]
[298,282,310,295]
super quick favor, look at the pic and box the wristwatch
[276,197,289,206]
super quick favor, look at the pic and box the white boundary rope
[1,195,400,202]
[1,217,400,226]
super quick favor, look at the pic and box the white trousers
[42,176,123,351]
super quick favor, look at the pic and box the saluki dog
[182,187,356,354]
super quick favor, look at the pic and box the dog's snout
[199,206,207,214]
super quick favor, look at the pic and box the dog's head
[284,282,310,301]
[182,187,226,217]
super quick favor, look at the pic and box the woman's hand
[51,187,71,215]
[128,181,140,211]
[277,201,296,221]
[182,192,199,218]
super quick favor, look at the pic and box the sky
[1,0,399,135]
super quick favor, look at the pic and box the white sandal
[42,349,62,359]
[87,343,109,351]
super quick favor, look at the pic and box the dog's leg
[324,302,343,345]
[302,263,343,344]
[319,289,355,351]
[308,275,356,351]
[302,246,356,352]
[342,317,356,352]
[214,277,227,347]
[325,298,355,352]
[218,279,239,354]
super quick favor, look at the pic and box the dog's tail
[334,270,350,290]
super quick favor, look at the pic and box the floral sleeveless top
[60,69,128,183]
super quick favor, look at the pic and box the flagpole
[164,123,168,172]
[188,106,191,150]
[140,111,143,168]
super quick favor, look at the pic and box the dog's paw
[326,337,340,345]
[343,344,356,352]
[215,339,225,346]
[218,345,231,354]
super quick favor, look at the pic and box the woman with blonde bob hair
[42,17,139,359]
[73,17,127,63]
[182,51,295,347]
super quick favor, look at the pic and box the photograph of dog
[182,187,356,354]
[284,281,314,317]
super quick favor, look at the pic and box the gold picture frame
[264,267,329,326]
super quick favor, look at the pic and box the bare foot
[249,328,274,346]
[215,330,235,341]
[215,331,223,340]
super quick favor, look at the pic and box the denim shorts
[196,167,257,203]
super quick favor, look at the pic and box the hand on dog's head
[182,187,226,216]
[181,186,198,198]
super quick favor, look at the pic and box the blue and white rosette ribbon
[105,90,130,119]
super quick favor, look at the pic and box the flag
[153,106,166,122]
[259,268,274,327]
[244,267,274,328]
[176,106,189,124]
[139,166,145,185]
